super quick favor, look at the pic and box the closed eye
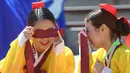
[47,28,55,30]
[84,28,89,32]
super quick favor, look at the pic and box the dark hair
[85,8,130,39]
[27,8,56,26]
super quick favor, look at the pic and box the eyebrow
[47,28,55,30]
[35,27,55,31]
[47,26,56,29]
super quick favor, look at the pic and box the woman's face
[32,20,56,52]
[85,21,105,50]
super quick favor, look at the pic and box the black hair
[85,8,130,40]
[27,7,56,27]
[116,17,130,36]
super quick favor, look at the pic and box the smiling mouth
[39,41,49,46]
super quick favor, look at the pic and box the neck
[37,49,46,57]
[104,39,116,52]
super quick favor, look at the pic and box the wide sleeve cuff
[18,30,28,47]
[53,40,65,56]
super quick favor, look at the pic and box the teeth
[42,41,48,43]
[42,42,48,44]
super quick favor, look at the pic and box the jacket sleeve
[47,41,75,73]
[64,46,75,73]
[110,47,130,73]
[0,38,26,73]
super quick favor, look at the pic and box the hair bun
[32,1,44,10]
[116,16,130,36]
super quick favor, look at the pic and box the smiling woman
[0,2,75,73]
[78,3,130,73]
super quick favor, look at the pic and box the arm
[64,46,75,73]
[101,45,130,73]
[47,40,75,73]
[110,48,130,73]
[0,38,26,73]
[0,26,33,73]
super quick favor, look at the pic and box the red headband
[33,28,64,38]
[32,1,44,10]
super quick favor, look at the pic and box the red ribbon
[25,40,35,73]
[34,45,53,73]
[79,29,89,73]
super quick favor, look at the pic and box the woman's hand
[23,26,34,40]
[54,30,63,46]
[94,59,104,73]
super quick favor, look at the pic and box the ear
[99,24,108,35]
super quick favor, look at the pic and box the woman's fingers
[93,59,104,73]
[23,26,34,39]
[57,30,63,41]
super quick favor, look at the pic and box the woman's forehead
[85,21,93,28]
[34,20,55,30]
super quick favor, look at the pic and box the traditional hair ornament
[116,16,130,36]
[99,3,117,17]
[32,1,44,10]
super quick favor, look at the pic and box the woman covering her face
[0,2,75,73]
[78,3,130,73]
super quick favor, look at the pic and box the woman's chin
[91,45,99,51]
[41,43,52,49]
[93,46,101,50]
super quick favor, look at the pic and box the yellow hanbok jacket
[78,44,130,73]
[0,39,75,73]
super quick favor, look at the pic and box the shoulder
[115,44,130,54]
[10,38,18,46]
[113,44,130,59]
[64,46,75,68]
[64,46,74,56]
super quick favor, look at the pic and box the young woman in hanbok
[0,2,75,73]
[78,3,130,73]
